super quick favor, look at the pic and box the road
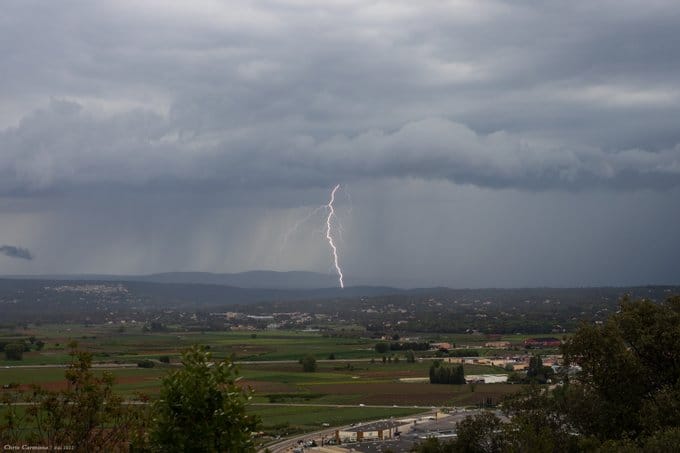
[1,363,141,369]
[263,425,344,453]
[261,408,437,453]
[261,408,504,453]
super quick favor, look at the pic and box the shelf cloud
[1,103,678,194]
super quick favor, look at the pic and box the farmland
[1,323,533,438]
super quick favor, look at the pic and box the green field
[0,401,427,441]
[0,360,509,400]
[0,322,537,440]
[0,324,566,365]
[0,326,386,366]
[249,405,426,436]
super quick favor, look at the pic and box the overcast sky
[1,0,679,287]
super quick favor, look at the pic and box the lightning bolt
[325,184,344,288]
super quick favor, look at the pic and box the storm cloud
[2,103,679,194]
[2,1,680,195]
[0,1,679,285]
[0,245,33,260]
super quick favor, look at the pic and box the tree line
[429,361,465,385]
[374,341,430,353]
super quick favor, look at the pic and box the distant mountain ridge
[0,275,678,325]
[2,270,348,289]
[139,271,342,289]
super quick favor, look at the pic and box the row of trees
[447,349,479,357]
[412,296,680,452]
[1,344,260,452]
[388,341,431,351]
[300,350,417,372]
[374,341,430,353]
[429,362,465,385]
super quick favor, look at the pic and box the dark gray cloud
[1,101,678,194]
[0,1,679,284]
[0,245,33,260]
[0,1,679,195]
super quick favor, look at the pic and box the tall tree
[375,342,390,353]
[560,295,680,440]
[150,345,260,452]
[300,354,317,372]
[3,343,24,360]
[406,349,416,363]
[501,295,680,449]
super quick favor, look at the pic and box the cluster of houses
[428,337,565,381]
[208,311,324,330]
[444,354,561,371]
[431,337,562,353]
